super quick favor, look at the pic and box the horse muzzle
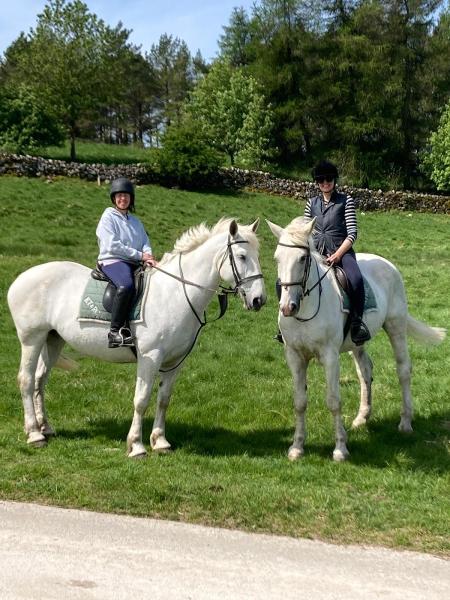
[280,301,298,317]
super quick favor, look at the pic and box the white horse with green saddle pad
[8,218,266,457]
[267,217,446,462]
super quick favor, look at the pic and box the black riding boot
[350,316,371,346]
[108,286,135,348]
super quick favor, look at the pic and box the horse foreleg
[322,350,349,461]
[18,334,49,447]
[285,347,309,461]
[150,368,181,453]
[126,357,159,458]
[350,347,373,428]
[33,332,65,438]
[384,319,413,432]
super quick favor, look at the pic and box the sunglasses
[315,176,335,184]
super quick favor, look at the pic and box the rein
[277,241,332,323]
[158,235,263,372]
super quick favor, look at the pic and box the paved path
[0,501,448,599]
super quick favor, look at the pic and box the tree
[147,34,198,143]
[188,61,275,167]
[0,85,64,152]
[2,0,129,160]
[219,7,253,66]
[421,101,450,190]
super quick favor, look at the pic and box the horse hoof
[351,416,367,429]
[150,429,172,452]
[332,448,349,462]
[128,443,148,459]
[27,431,47,448]
[41,424,56,437]
[288,447,304,461]
[398,421,413,434]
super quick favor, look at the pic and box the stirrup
[108,327,134,348]
[273,330,284,344]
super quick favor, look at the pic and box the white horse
[267,217,446,462]
[8,218,266,457]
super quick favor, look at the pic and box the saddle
[91,264,145,313]
[333,265,350,294]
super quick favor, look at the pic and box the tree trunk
[70,131,76,161]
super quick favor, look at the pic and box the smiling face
[317,177,335,194]
[113,192,131,214]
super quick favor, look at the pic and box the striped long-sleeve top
[304,192,358,255]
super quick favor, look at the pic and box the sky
[0,0,256,61]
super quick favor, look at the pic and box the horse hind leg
[384,318,413,432]
[351,347,373,428]
[17,331,50,447]
[34,331,65,438]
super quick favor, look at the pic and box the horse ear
[229,219,238,237]
[265,219,283,240]
[250,218,260,233]
[304,216,317,235]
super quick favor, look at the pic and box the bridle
[277,241,331,322]
[218,235,264,297]
[154,235,263,372]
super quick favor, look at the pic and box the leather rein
[277,241,332,323]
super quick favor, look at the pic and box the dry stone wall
[1,153,449,213]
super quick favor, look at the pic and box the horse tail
[55,354,80,371]
[407,315,446,346]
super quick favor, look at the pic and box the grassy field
[0,175,449,555]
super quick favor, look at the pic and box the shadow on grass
[55,412,450,473]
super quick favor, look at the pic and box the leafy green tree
[0,85,64,152]
[421,101,450,190]
[188,61,275,167]
[2,0,127,160]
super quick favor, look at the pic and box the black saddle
[91,264,145,313]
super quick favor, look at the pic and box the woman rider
[305,160,371,345]
[96,177,157,348]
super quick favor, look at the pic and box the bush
[421,101,450,192]
[157,121,223,189]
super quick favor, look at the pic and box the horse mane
[284,217,325,264]
[159,217,259,265]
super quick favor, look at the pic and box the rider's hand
[326,251,341,265]
[142,252,158,267]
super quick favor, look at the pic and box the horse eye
[299,256,306,263]
[238,254,246,261]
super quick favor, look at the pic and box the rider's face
[114,193,131,213]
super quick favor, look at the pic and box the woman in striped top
[305,160,370,345]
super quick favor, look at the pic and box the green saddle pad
[78,274,147,323]
[341,275,377,313]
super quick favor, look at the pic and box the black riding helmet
[110,177,135,212]
[311,160,339,181]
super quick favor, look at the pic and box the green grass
[0,175,449,555]
[30,139,156,165]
